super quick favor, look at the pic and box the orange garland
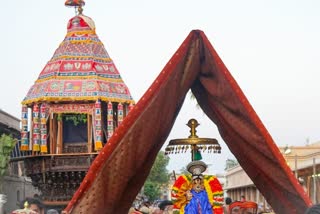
[171,174,223,214]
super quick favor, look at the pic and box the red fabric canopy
[63,30,312,214]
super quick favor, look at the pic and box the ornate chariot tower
[11,0,134,210]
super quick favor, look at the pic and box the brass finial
[78,6,83,15]
[65,0,85,15]
[187,118,200,138]
[24,201,29,209]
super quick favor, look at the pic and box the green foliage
[179,166,191,175]
[148,151,170,183]
[56,113,88,126]
[225,158,239,170]
[0,134,16,175]
[64,114,87,126]
[0,134,16,192]
[144,180,161,202]
[57,113,62,121]
[143,151,170,201]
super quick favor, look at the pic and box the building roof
[22,14,134,105]
[280,142,320,156]
[0,109,20,131]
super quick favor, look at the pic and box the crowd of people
[127,197,320,214]
[128,200,173,214]
[8,196,174,214]
[4,194,320,214]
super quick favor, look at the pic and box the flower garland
[171,174,224,214]
[203,175,224,214]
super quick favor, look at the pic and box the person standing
[46,209,59,214]
[21,198,45,214]
[305,204,320,214]
[158,200,173,214]
[128,206,143,214]
[223,197,232,214]
[0,194,7,214]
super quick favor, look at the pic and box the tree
[225,158,239,170]
[0,134,16,193]
[179,166,191,175]
[143,151,170,201]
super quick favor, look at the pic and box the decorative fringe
[20,105,29,151]
[40,104,48,153]
[107,101,114,140]
[66,30,96,37]
[94,100,103,151]
[60,37,102,44]
[33,144,40,152]
[41,145,48,153]
[94,141,102,151]
[117,103,123,126]
[36,75,121,83]
[20,144,29,151]
[22,96,135,106]
[32,104,40,152]
[69,40,100,45]
[51,54,109,61]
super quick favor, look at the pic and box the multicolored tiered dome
[22,13,134,105]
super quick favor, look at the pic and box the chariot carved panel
[21,154,96,202]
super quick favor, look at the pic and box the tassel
[40,104,48,153]
[94,141,102,151]
[20,144,29,151]
[117,103,123,126]
[107,101,114,140]
[41,145,48,153]
[194,146,202,161]
[32,104,40,152]
[94,100,103,151]
[194,150,202,161]
[33,144,40,151]
[20,105,29,151]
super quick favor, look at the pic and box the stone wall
[2,175,39,213]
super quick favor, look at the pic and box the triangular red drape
[63,30,312,214]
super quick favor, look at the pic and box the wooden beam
[87,114,92,153]
[53,114,57,154]
[57,116,62,154]
[49,112,53,154]
[30,108,34,155]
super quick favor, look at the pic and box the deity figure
[171,161,223,214]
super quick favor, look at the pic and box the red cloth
[63,30,312,214]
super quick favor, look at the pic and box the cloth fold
[63,30,311,214]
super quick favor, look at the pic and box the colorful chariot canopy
[22,11,134,105]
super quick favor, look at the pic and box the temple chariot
[10,0,134,210]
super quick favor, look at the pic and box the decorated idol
[171,160,223,214]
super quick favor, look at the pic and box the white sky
[1,0,320,173]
